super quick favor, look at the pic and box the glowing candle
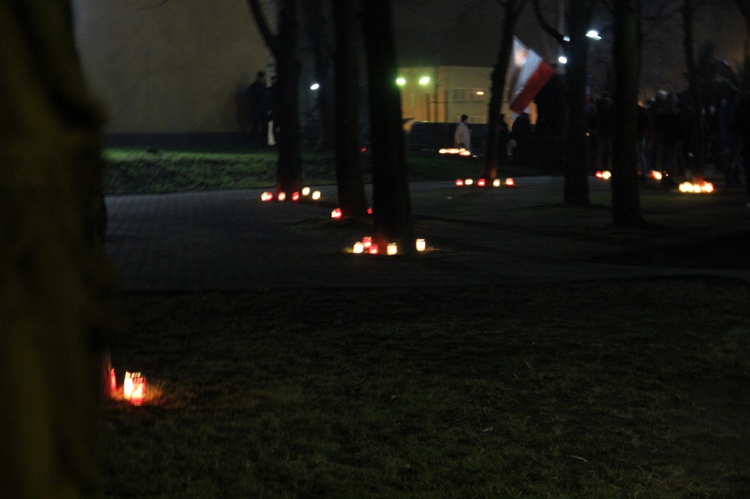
[387,243,398,255]
[368,244,379,255]
[353,242,364,254]
[331,208,343,219]
[311,190,321,200]
[505,178,515,186]
[477,178,486,187]
[123,371,134,400]
[277,192,286,201]
[465,178,474,186]
[492,179,501,187]
[455,179,464,186]
[301,186,311,196]
[416,239,426,252]
[261,191,273,201]
[109,368,117,398]
[362,237,372,248]
[291,192,300,201]
[130,375,146,406]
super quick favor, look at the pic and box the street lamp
[418,76,430,85]
[396,77,406,86]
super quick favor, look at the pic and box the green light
[396,77,406,86]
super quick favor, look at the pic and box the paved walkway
[105,177,750,291]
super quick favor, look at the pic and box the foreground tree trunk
[247,0,303,195]
[361,0,415,252]
[0,1,115,496]
[303,0,336,152]
[483,0,526,180]
[612,0,646,227]
[332,0,369,217]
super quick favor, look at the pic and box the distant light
[476,90,485,96]
[261,191,273,202]
[311,190,321,200]
[310,83,320,90]
[419,76,430,85]
[558,55,568,65]
[563,35,571,42]
[331,208,342,219]
[586,30,601,40]
[301,186,311,196]
[396,77,406,86]
[277,192,286,201]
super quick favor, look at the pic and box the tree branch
[246,0,279,57]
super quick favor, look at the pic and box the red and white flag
[507,37,555,114]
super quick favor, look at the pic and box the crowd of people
[584,87,750,207]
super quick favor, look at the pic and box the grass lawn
[102,148,749,497]
[103,148,557,194]
[104,281,750,498]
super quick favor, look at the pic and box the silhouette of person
[246,70,269,146]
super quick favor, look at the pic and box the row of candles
[455,178,515,187]
[110,369,147,406]
[597,170,715,193]
[261,186,322,202]
[351,236,427,255]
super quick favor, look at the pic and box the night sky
[392,0,745,98]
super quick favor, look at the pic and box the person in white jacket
[454,114,471,151]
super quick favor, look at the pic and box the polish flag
[507,37,555,114]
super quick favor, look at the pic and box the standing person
[731,90,750,207]
[454,114,471,151]
[719,94,741,186]
[655,93,683,187]
[246,70,269,147]
[593,91,615,172]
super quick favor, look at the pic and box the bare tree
[483,0,527,180]
[533,0,599,206]
[247,0,303,195]
[612,0,646,226]
[737,0,750,88]
[302,0,336,151]
[361,0,415,252]
[332,0,369,218]
[1,1,115,496]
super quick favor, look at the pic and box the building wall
[398,65,536,130]
[72,0,269,141]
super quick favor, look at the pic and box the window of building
[451,88,468,102]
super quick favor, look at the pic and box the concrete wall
[73,0,269,142]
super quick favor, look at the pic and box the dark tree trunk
[303,0,336,152]
[483,0,526,180]
[332,0,369,217]
[741,1,750,88]
[1,1,115,496]
[562,2,596,206]
[361,0,415,252]
[682,0,705,180]
[247,0,303,195]
[612,0,646,227]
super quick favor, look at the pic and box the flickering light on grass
[455,179,464,186]
[261,191,274,201]
[277,192,287,202]
[353,242,364,254]
[493,179,501,187]
[465,178,474,186]
[477,178,486,187]
[301,186,311,196]
[387,243,398,255]
[416,238,426,252]
[331,208,343,219]
[312,190,321,200]
[679,181,714,193]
